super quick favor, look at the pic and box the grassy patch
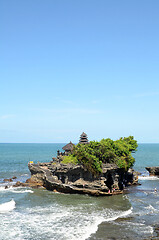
[61,155,78,165]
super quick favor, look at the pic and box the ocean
[0,143,159,240]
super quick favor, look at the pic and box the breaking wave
[104,207,133,222]
[138,176,159,180]
[0,186,33,193]
[0,200,133,240]
[0,199,16,212]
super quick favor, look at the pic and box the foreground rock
[27,161,139,196]
[13,180,44,189]
[146,167,159,176]
[3,178,13,182]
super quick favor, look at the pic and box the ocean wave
[142,226,154,235]
[119,221,154,236]
[12,189,33,194]
[0,186,33,194]
[134,203,159,218]
[145,204,156,211]
[79,208,133,240]
[138,176,159,180]
[0,202,132,240]
[144,204,159,213]
[104,207,133,222]
[0,199,16,212]
[0,186,6,191]
[0,186,14,192]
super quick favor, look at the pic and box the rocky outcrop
[146,167,159,176]
[3,178,13,182]
[27,161,138,196]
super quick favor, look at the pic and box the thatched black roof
[62,141,74,151]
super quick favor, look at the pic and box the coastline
[1,143,159,240]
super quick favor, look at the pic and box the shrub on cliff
[70,136,138,175]
[61,155,78,164]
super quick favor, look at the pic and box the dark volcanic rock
[27,161,138,196]
[3,178,13,182]
[13,181,27,187]
[146,167,159,176]
[13,179,44,189]
[154,224,159,238]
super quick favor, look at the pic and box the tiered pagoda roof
[79,132,89,144]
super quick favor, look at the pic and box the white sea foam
[144,204,159,214]
[145,204,156,211]
[134,203,159,218]
[136,224,154,235]
[70,207,133,240]
[0,186,16,192]
[0,200,133,240]
[120,221,154,236]
[77,208,133,240]
[138,176,159,180]
[0,186,5,191]
[147,226,154,235]
[0,186,33,193]
[104,207,133,222]
[0,199,16,212]
[10,188,34,194]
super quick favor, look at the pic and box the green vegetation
[61,155,78,164]
[63,136,138,175]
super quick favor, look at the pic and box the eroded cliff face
[27,161,138,196]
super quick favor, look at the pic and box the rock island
[27,133,139,196]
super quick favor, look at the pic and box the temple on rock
[57,132,89,157]
[79,132,89,144]
[62,141,74,155]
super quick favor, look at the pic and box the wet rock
[153,224,159,237]
[3,178,13,182]
[13,181,26,187]
[144,224,159,239]
[115,216,134,222]
[25,178,44,188]
[146,167,159,176]
[12,179,44,189]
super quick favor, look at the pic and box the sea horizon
[1,142,159,144]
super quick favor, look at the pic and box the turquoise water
[134,143,159,171]
[0,143,159,239]
[0,143,64,180]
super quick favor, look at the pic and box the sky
[1,0,159,143]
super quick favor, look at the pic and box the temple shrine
[79,132,89,144]
[57,132,89,156]
[62,141,74,155]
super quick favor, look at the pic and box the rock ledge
[26,161,139,196]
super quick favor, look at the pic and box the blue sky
[1,0,159,143]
